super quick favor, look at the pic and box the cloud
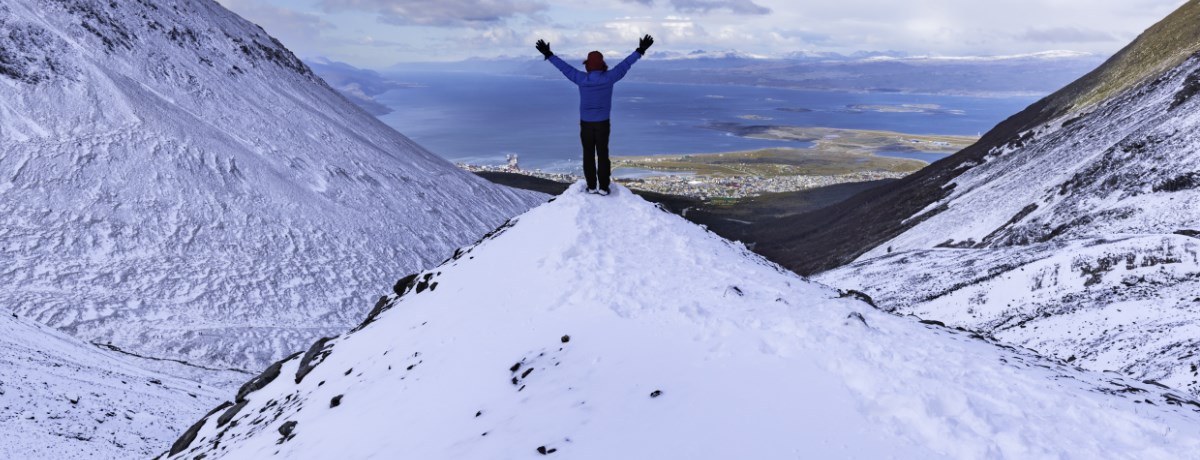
[620,0,770,15]
[220,0,1189,66]
[318,0,548,26]
[669,0,770,14]
[218,0,334,42]
[1018,27,1118,44]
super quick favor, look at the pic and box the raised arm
[536,39,586,85]
[606,35,654,82]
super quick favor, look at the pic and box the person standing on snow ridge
[536,35,654,196]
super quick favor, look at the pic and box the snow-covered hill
[819,236,1200,395]
[163,185,1200,459]
[0,313,227,459]
[0,0,543,376]
[818,2,1200,398]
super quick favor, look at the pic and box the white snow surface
[819,236,1200,396]
[0,0,543,377]
[821,53,1200,398]
[859,54,1200,258]
[0,313,224,459]
[166,184,1200,460]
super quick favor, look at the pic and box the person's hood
[584,51,608,72]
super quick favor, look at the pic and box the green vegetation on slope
[1048,0,1200,113]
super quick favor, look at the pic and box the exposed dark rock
[510,362,522,373]
[981,203,1039,246]
[168,415,211,456]
[295,336,335,384]
[1075,254,1127,287]
[330,395,343,408]
[1153,172,1200,193]
[650,390,663,398]
[236,352,300,402]
[919,319,947,327]
[203,401,234,419]
[521,368,534,379]
[217,400,249,427]
[561,335,570,343]
[536,446,557,455]
[473,219,518,247]
[59,0,136,52]
[1061,114,1085,127]
[393,274,419,297]
[1176,230,1200,238]
[475,410,482,417]
[277,421,298,444]
[1171,67,1200,110]
[838,290,877,309]
[355,296,392,331]
[935,239,978,249]
[1163,393,1200,409]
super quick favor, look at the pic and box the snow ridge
[165,185,1200,459]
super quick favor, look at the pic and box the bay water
[375,71,1038,173]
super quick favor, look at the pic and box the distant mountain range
[304,57,417,116]
[357,48,1105,98]
[301,49,1104,126]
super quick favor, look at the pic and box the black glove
[535,39,553,60]
[637,34,654,55]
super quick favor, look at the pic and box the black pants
[580,120,611,191]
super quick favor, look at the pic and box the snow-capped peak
[861,50,1095,62]
[165,184,1200,459]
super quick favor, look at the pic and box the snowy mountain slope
[753,1,1200,275]
[817,3,1200,400]
[819,236,1200,395]
[856,52,1200,257]
[0,0,543,376]
[162,185,1200,460]
[0,313,224,459]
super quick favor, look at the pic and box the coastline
[458,126,974,200]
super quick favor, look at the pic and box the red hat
[584,51,608,72]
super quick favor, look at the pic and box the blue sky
[217,0,1188,67]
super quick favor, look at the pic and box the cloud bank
[218,0,1187,66]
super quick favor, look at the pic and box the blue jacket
[548,52,642,122]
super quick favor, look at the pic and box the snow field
[170,184,1200,459]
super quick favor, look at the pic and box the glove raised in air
[637,34,654,55]
[535,39,553,60]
